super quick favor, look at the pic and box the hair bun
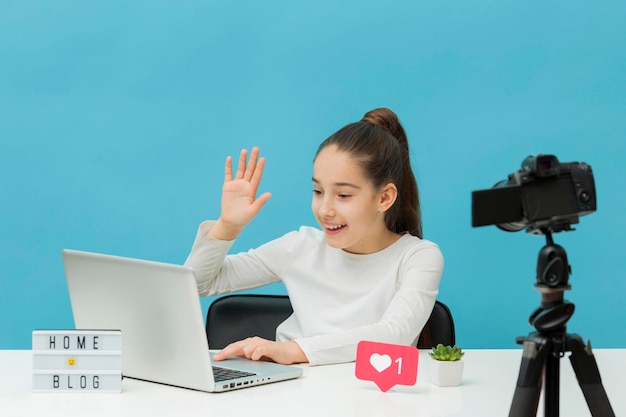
[361,108,404,141]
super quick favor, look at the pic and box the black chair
[206,294,455,349]
[206,294,294,349]
[418,300,456,348]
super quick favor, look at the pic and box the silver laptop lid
[63,249,216,391]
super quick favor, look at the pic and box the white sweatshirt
[185,221,444,366]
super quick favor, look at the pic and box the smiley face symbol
[67,357,76,366]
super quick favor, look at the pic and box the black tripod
[509,231,615,417]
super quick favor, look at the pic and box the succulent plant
[428,343,465,361]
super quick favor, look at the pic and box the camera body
[472,154,596,234]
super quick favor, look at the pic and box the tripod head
[528,230,575,334]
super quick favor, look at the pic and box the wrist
[206,218,243,241]
[288,341,308,364]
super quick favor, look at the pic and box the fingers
[228,148,264,184]
[212,338,306,365]
[212,340,245,361]
[213,337,266,362]
[243,147,259,182]
[234,149,248,180]
[213,337,291,363]
[249,155,265,190]
[251,191,272,213]
[224,156,233,182]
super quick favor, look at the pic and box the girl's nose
[318,198,335,218]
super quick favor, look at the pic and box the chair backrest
[416,300,456,348]
[206,294,293,349]
[206,294,455,350]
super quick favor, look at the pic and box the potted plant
[428,344,465,387]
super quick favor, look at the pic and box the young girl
[185,108,443,366]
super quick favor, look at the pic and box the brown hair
[315,108,422,238]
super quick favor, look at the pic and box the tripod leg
[544,353,560,417]
[568,337,615,417]
[509,338,550,417]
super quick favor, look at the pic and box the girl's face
[312,145,398,254]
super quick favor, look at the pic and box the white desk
[1,349,623,417]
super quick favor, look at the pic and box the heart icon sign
[356,341,419,392]
[369,353,392,373]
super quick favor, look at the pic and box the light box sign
[32,330,122,393]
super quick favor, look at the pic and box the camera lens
[497,222,525,232]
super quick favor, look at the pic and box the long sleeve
[184,222,444,366]
[184,221,281,296]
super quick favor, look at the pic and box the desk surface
[1,349,623,417]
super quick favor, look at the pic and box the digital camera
[471,154,596,234]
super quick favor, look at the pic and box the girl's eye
[313,189,322,195]
[338,194,351,199]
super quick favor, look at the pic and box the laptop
[62,249,303,392]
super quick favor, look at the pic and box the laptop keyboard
[212,366,256,382]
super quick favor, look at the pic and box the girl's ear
[378,183,398,212]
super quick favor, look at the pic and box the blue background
[1,1,625,350]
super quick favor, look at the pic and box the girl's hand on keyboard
[213,337,308,365]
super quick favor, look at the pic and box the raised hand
[208,148,272,241]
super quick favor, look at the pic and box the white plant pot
[430,359,464,387]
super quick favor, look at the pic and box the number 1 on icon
[395,357,402,374]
